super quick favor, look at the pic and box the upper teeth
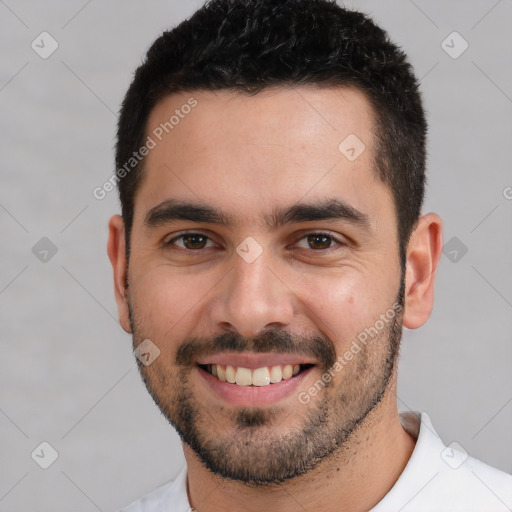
[209,364,300,386]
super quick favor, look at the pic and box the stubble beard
[129,278,405,486]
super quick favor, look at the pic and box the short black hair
[115,0,427,266]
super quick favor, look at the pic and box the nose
[209,253,294,338]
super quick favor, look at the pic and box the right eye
[165,232,217,251]
[164,232,219,252]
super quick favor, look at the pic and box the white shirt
[120,411,512,511]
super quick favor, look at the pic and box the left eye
[294,232,342,250]
[166,232,343,252]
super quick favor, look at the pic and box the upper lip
[195,352,316,369]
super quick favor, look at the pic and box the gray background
[1,0,511,510]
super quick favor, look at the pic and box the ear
[402,213,443,329]
[107,214,132,333]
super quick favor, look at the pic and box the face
[122,86,405,484]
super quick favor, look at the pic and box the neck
[185,384,415,512]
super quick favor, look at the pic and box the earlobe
[402,213,443,330]
[107,214,132,333]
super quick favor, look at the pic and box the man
[107,1,512,510]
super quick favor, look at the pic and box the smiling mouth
[198,363,315,387]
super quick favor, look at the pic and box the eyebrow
[144,198,371,232]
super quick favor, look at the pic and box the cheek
[294,268,395,349]
[129,265,218,351]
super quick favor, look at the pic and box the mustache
[175,329,337,371]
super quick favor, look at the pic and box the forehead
[145,85,375,160]
[134,85,392,230]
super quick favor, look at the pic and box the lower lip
[196,366,314,407]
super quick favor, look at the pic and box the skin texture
[108,86,443,512]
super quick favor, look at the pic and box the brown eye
[182,234,208,249]
[295,232,343,251]
[166,233,214,250]
[306,234,333,250]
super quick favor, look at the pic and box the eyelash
[164,231,346,254]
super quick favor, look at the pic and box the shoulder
[434,448,512,512]
[412,454,512,512]
[118,466,190,512]
[432,454,512,511]
[373,411,512,512]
